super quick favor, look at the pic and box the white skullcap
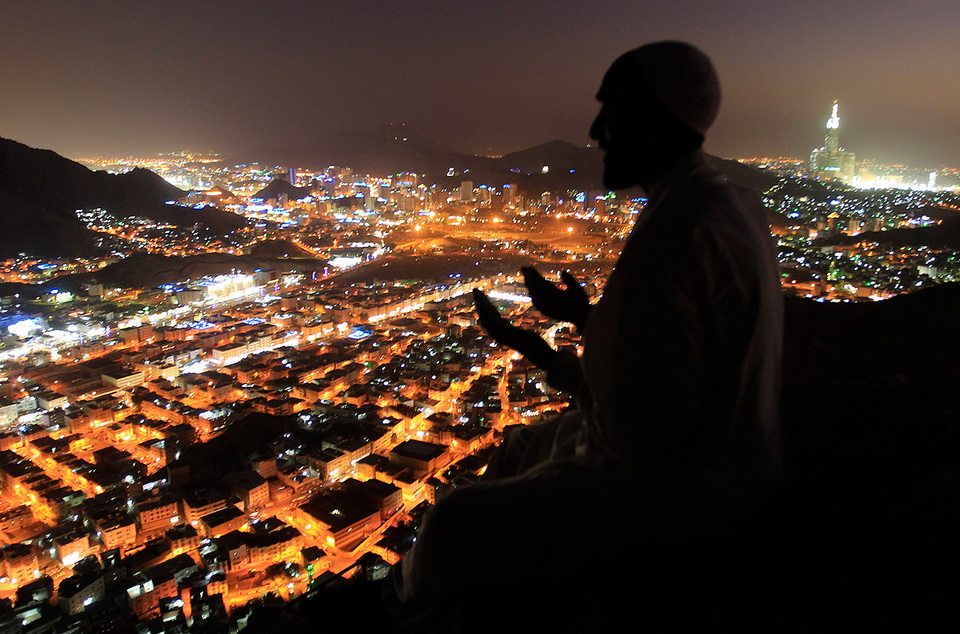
[604,41,721,136]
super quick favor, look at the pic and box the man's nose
[589,110,604,142]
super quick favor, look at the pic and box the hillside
[819,215,960,249]
[0,137,245,257]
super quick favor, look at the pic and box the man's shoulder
[659,174,763,231]
[654,163,774,261]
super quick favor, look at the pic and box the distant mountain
[253,179,314,202]
[500,139,598,173]
[268,124,597,192]
[281,124,489,177]
[496,140,606,193]
[275,125,780,197]
[0,137,245,258]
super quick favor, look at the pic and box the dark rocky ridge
[783,282,960,391]
[0,137,245,258]
[819,214,960,249]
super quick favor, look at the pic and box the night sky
[3,1,958,167]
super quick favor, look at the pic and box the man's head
[591,41,721,190]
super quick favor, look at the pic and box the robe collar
[645,149,719,204]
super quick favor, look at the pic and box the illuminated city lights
[0,106,957,629]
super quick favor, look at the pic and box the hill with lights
[0,137,245,258]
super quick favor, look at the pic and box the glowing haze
[2,0,958,166]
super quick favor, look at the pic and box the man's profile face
[590,99,644,191]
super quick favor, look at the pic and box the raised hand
[521,267,591,330]
[472,288,555,369]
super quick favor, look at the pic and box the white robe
[579,150,783,521]
[388,150,783,619]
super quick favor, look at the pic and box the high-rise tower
[824,101,840,153]
[810,100,856,184]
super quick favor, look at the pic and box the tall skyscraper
[502,183,518,204]
[809,101,857,185]
[459,181,474,202]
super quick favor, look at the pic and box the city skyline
[0,66,957,625]
[2,1,959,167]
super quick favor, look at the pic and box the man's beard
[602,151,640,190]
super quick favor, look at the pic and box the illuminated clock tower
[824,101,840,153]
[810,100,857,185]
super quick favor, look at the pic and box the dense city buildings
[0,138,957,630]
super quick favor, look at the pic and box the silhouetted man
[387,41,783,630]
